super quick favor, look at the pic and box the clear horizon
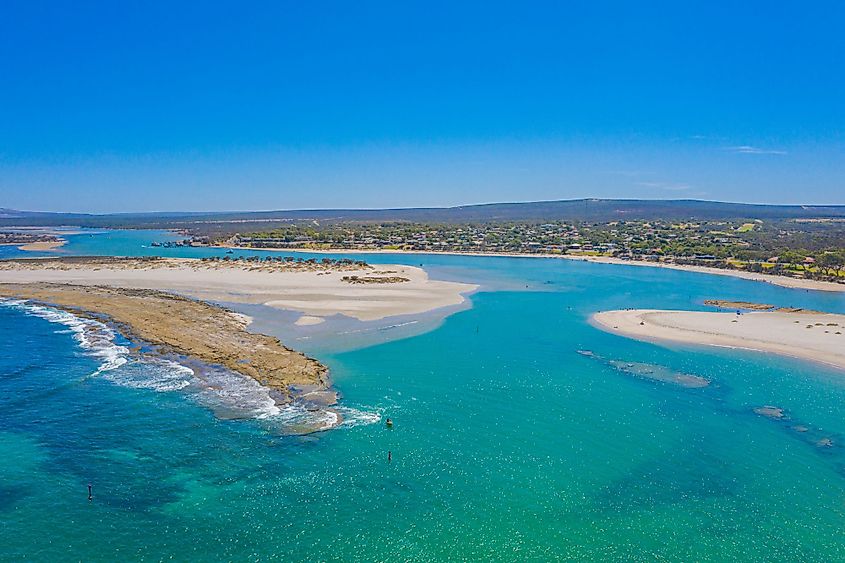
[6,195,845,217]
[1,1,843,212]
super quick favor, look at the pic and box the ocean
[2,229,845,560]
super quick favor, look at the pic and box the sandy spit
[0,257,478,322]
[592,309,845,371]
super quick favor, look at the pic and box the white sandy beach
[593,309,845,370]
[0,258,477,322]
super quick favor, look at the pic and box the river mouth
[6,231,845,559]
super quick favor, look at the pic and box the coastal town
[206,218,845,283]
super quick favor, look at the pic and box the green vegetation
[219,218,845,284]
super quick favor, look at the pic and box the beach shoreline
[592,309,845,371]
[0,256,478,322]
[212,245,845,293]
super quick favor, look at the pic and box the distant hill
[0,208,95,220]
[2,199,845,229]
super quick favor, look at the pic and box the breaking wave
[1,298,380,432]
[1,298,129,376]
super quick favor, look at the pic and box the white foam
[101,358,194,392]
[379,320,419,331]
[185,362,381,431]
[337,319,419,336]
[269,403,339,431]
[257,401,381,432]
[192,364,282,419]
[336,406,382,428]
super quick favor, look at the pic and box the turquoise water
[3,229,845,560]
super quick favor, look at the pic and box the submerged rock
[606,359,710,388]
[754,406,786,419]
[579,351,710,388]
[288,384,339,408]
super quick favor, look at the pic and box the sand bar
[18,239,67,251]
[0,257,477,321]
[593,309,845,370]
[295,315,326,326]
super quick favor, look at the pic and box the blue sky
[1,1,843,212]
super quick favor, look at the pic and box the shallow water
[3,229,845,560]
